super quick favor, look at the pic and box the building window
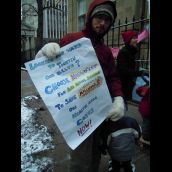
[78,0,86,31]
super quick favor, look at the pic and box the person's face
[129,36,138,47]
[91,13,111,35]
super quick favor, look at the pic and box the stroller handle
[141,74,149,85]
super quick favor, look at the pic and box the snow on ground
[21,95,54,172]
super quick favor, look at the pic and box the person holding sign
[35,0,125,171]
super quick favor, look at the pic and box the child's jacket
[101,116,141,161]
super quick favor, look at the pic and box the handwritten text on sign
[25,38,112,150]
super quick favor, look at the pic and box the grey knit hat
[91,3,114,22]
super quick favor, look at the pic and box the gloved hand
[107,96,125,121]
[35,42,60,59]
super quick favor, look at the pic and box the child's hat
[121,30,138,44]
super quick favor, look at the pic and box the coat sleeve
[59,33,74,47]
[59,32,84,47]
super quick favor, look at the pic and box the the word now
[77,119,92,136]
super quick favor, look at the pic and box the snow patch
[21,96,54,172]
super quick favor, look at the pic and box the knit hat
[121,31,138,44]
[91,3,115,22]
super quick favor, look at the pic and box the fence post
[132,16,135,30]
[125,17,128,31]
[29,37,32,61]
[106,32,109,45]
[112,23,115,47]
[140,15,145,30]
[117,19,120,47]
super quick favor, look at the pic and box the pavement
[21,69,150,172]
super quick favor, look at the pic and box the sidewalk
[21,69,150,172]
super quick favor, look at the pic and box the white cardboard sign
[25,37,112,150]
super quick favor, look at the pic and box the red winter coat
[136,86,150,118]
[59,0,123,98]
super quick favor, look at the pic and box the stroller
[132,72,149,103]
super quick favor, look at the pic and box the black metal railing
[106,16,150,70]
[21,15,150,70]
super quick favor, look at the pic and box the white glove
[107,96,125,121]
[35,42,60,59]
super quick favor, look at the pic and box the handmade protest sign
[137,28,149,43]
[25,37,112,150]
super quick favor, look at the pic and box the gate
[21,0,68,67]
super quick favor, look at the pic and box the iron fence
[106,16,150,70]
[21,16,150,70]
